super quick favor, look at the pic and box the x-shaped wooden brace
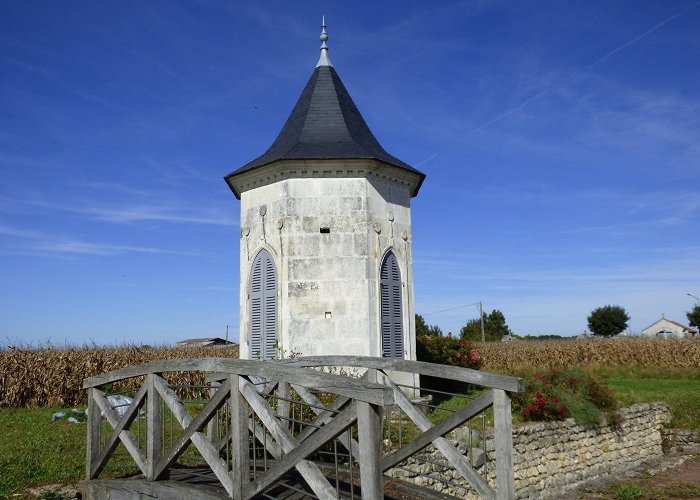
[153,376,234,495]
[377,371,497,500]
[239,377,357,500]
[89,385,148,478]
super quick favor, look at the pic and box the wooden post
[493,389,515,500]
[230,375,249,500]
[357,368,383,499]
[86,388,102,479]
[277,381,290,431]
[146,373,162,480]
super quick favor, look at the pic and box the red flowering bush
[416,334,482,402]
[416,334,482,370]
[514,369,619,427]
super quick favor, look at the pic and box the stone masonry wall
[387,403,671,499]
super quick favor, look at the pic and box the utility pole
[225,325,230,343]
[479,301,485,342]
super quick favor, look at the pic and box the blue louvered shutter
[249,250,278,360]
[381,252,403,358]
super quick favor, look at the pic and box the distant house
[176,337,237,348]
[641,316,697,339]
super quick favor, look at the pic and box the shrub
[513,368,620,428]
[416,334,481,402]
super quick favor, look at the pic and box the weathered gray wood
[153,376,233,495]
[278,356,525,393]
[381,389,494,471]
[230,375,249,500]
[86,388,102,479]
[246,402,357,498]
[493,389,515,500]
[290,385,356,451]
[277,381,290,431]
[81,478,230,500]
[83,357,394,405]
[357,399,383,498]
[90,386,148,477]
[378,371,496,500]
[206,381,221,443]
[238,377,338,500]
[146,374,162,481]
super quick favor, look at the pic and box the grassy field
[606,369,700,431]
[1,340,698,496]
[0,407,85,498]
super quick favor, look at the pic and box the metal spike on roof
[316,15,333,67]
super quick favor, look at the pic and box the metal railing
[83,357,524,499]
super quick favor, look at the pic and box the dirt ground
[568,445,700,499]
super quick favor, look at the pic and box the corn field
[2,338,699,408]
[476,338,700,370]
[0,345,239,408]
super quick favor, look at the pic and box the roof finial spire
[316,15,333,67]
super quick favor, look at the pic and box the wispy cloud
[0,223,207,258]
[470,2,700,132]
[0,194,238,227]
[39,239,206,257]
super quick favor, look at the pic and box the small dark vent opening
[320,227,331,234]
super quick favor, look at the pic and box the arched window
[380,251,403,358]
[249,249,278,360]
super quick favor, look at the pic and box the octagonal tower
[225,21,425,362]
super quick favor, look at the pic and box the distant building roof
[225,20,425,199]
[176,337,236,347]
[641,317,697,335]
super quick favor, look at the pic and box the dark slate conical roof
[225,48,425,197]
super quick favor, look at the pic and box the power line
[423,302,480,316]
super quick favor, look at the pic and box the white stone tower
[225,20,425,361]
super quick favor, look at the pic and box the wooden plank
[277,381,290,431]
[83,358,395,406]
[153,376,233,495]
[230,375,249,500]
[493,389,515,500]
[86,388,102,479]
[357,399,383,499]
[377,372,496,500]
[146,373,162,480]
[278,356,525,393]
[239,377,339,500]
[246,402,357,498]
[90,386,148,477]
[381,389,494,471]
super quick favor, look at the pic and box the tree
[587,305,629,337]
[687,305,700,330]
[415,314,442,337]
[460,309,512,341]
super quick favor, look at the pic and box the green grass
[607,376,700,430]
[0,407,86,498]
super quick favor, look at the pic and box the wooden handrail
[82,357,394,406]
[83,356,520,500]
[275,355,525,393]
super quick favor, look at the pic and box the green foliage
[587,305,630,337]
[460,309,512,341]
[687,305,700,329]
[513,368,619,427]
[416,334,481,402]
[615,484,644,499]
[415,314,443,337]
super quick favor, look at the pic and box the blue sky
[1,1,699,346]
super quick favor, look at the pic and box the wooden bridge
[81,357,524,499]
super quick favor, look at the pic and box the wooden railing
[83,357,524,499]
